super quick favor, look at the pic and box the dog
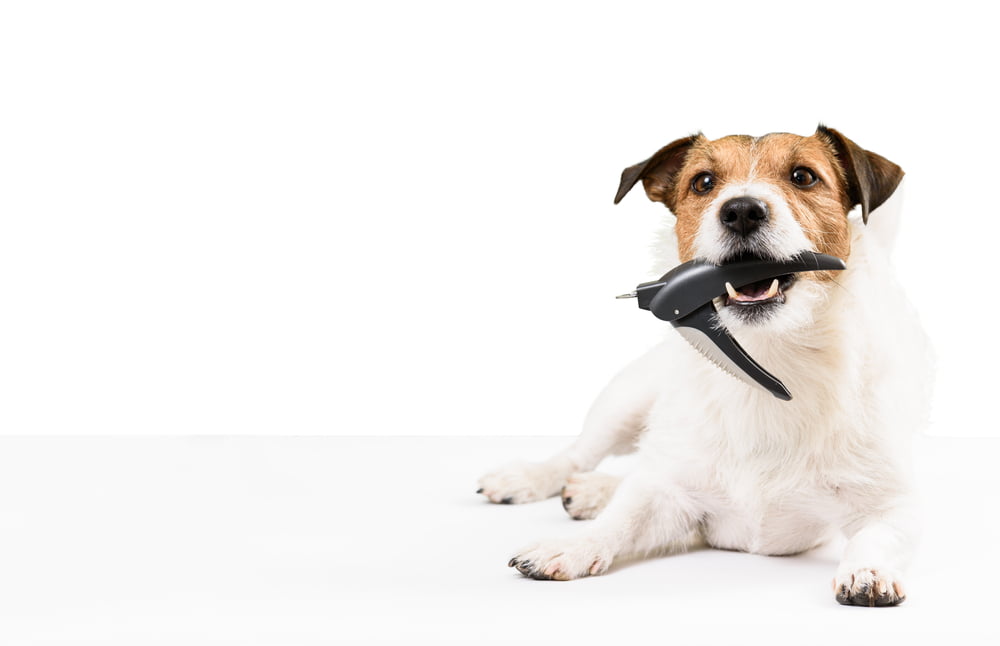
[477,126,932,607]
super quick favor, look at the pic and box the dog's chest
[645,323,887,555]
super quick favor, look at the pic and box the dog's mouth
[717,252,798,310]
[723,273,797,307]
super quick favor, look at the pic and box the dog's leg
[509,471,701,580]
[560,471,621,520]
[834,500,917,607]
[477,344,670,504]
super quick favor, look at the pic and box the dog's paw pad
[477,460,569,504]
[834,568,905,607]
[560,471,621,520]
[508,539,613,581]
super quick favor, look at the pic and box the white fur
[483,184,931,606]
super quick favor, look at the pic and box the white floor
[0,435,996,645]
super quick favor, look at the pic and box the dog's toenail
[500,497,513,504]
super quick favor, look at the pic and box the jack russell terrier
[478,126,931,607]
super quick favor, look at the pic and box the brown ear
[614,134,701,208]
[816,125,904,225]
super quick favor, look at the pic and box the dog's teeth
[765,278,780,299]
[725,282,739,299]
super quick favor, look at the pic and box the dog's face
[615,126,904,332]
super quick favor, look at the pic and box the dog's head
[615,126,904,332]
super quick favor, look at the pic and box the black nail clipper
[617,251,846,400]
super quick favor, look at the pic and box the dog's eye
[691,172,715,194]
[790,167,819,187]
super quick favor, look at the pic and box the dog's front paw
[833,567,906,607]
[508,538,613,581]
[561,471,620,520]
[477,459,570,504]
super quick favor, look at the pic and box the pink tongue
[737,279,771,299]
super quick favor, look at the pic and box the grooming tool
[617,251,846,400]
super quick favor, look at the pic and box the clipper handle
[672,303,792,401]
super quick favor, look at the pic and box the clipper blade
[674,325,747,383]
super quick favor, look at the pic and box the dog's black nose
[720,197,769,236]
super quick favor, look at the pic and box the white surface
[0,435,996,645]
[0,1,997,437]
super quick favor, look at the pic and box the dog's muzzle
[719,197,769,237]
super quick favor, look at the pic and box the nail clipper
[617,251,846,400]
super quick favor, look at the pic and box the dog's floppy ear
[614,134,701,209]
[816,125,904,225]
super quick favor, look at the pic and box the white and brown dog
[478,126,932,607]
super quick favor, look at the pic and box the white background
[1,0,996,437]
